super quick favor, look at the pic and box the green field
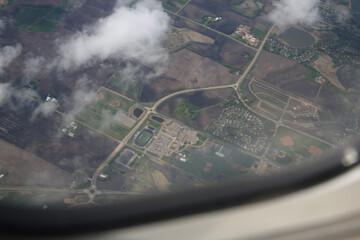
[163,147,257,181]
[251,22,270,40]
[279,27,315,48]
[134,129,154,147]
[269,127,330,162]
[162,0,188,13]
[174,101,201,120]
[230,0,264,19]
[97,88,135,112]
[317,110,334,122]
[76,88,136,140]
[275,153,293,165]
[14,3,66,32]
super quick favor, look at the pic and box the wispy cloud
[31,101,58,120]
[0,44,22,74]
[0,83,37,109]
[62,77,98,123]
[23,56,47,77]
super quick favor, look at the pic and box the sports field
[134,129,154,147]
[269,127,330,165]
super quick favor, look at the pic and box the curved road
[90,24,276,192]
[2,24,277,201]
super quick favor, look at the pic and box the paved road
[91,110,151,188]
[0,186,86,194]
[2,21,332,200]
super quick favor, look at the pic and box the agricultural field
[179,0,256,35]
[267,127,330,165]
[158,89,232,131]
[314,86,345,117]
[141,75,185,102]
[187,35,255,71]
[169,13,218,39]
[0,139,70,187]
[76,87,138,141]
[14,3,66,32]
[230,0,265,19]
[139,45,240,102]
[165,27,215,53]
[0,105,118,176]
[313,54,345,90]
[251,50,321,101]
[98,153,201,193]
[164,48,238,87]
[0,191,89,209]
[336,65,360,90]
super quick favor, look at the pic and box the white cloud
[56,0,170,74]
[268,0,320,28]
[0,44,22,74]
